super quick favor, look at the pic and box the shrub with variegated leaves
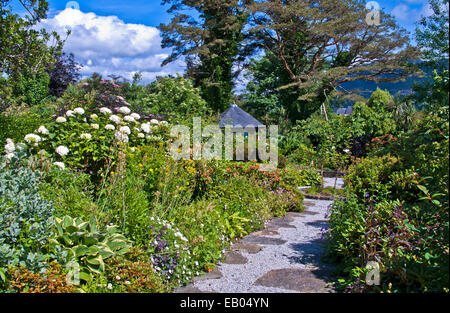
[50,215,132,282]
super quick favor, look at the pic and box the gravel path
[322,177,345,189]
[176,182,342,293]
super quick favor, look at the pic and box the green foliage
[415,0,449,69]
[366,88,394,109]
[245,1,420,123]
[0,111,50,155]
[159,0,249,112]
[50,215,131,282]
[96,151,152,244]
[0,157,56,278]
[140,76,211,124]
[0,0,63,111]
[11,71,50,106]
[98,248,168,293]
[10,105,172,177]
[327,104,449,292]
[39,168,97,219]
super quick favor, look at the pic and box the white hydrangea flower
[160,121,168,126]
[91,123,99,130]
[53,162,65,170]
[140,123,151,134]
[105,124,115,131]
[4,153,15,161]
[119,107,131,115]
[137,133,145,138]
[56,116,67,123]
[74,107,85,115]
[109,115,121,124]
[55,146,69,157]
[80,133,92,140]
[130,113,141,120]
[66,110,75,117]
[4,139,15,154]
[37,126,49,135]
[114,131,129,143]
[123,115,135,123]
[100,107,112,115]
[119,126,131,135]
[24,134,42,144]
[150,119,159,125]
[90,114,98,119]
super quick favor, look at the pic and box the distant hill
[339,62,436,99]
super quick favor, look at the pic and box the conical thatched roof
[219,104,264,128]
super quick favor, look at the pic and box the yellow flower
[111,171,115,175]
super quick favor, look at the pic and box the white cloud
[391,4,418,22]
[39,8,184,83]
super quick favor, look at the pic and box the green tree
[416,0,449,70]
[414,0,449,110]
[159,0,251,112]
[241,52,290,126]
[0,0,65,109]
[247,0,421,122]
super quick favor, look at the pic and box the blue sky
[9,0,435,83]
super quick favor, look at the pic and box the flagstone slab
[230,242,263,254]
[250,229,279,236]
[192,268,223,282]
[224,251,248,264]
[253,268,333,293]
[242,236,287,245]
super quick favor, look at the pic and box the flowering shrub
[2,106,172,178]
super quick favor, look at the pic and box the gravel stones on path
[174,178,343,293]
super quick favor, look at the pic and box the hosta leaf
[62,234,73,246]
[79,271,92,282]
[62,216,74,229]
[86,255,103,266]
[86,245,99,256]
[73,245,90,258]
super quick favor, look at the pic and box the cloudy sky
[10,0,435,83]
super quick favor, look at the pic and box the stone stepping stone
[192,268,223,282]
[250,229,279,236]
[301,210,321,216]
[231,242,263,254]
[267,220,296,229]
[302,201,316,207]
[242,236,287,245]
[224,251,248,264]
[287,212,303,218]
[253,268,333,293]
